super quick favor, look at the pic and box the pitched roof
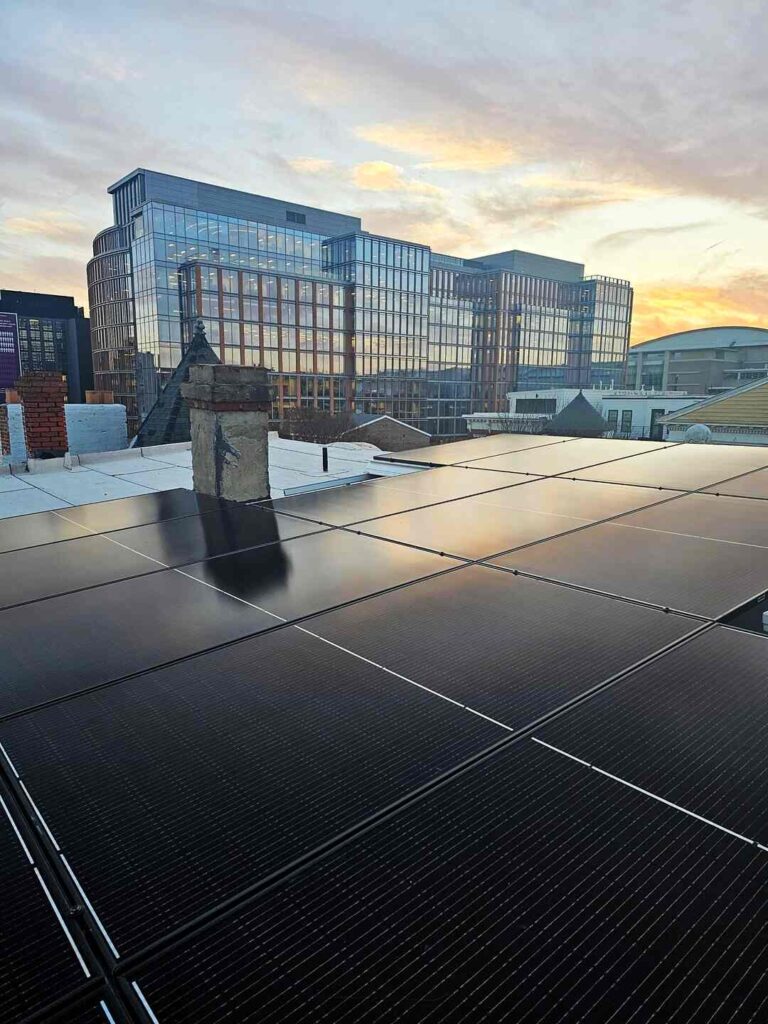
[134,320,220,447]
[543,391,608,437]
[346,413,431,436]
[661,375,768,426]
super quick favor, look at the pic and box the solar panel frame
[0,509,91,555]
[703,466,768,500]
[612,490,768,548]
[56,487,230,533]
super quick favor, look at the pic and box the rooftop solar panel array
[4,431,768,1023]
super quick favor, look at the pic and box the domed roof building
[627,326,768,396]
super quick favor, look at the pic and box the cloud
[351,161,443,196]
[473,179,653,231]
[1,212,92,246]
[359,201,475,254]
[593,221,714,253]
[288,157,335,175]
[632,271,768,343]
[356,123,519,171]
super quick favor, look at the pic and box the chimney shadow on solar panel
[198,504,291,599]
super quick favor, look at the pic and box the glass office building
[88,170,633,436]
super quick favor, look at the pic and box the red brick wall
[16,372,68,457]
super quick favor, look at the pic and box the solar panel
[59,487,228,532]
[704,467,768,500]
[131,738,768,1023]
[373,433,573,466]
[357,497,590,560]
[615,491,768,548]
[0,534,160,610]
[537,626,768,845]
[267,468,533,526]
[470,476,676,520]
[570,442,768,490]
[306,563,699,726]
[0,509,90,555]
[458,437,671,476]
[183,529,458,621]
[0,570,277,718]
[0,627,503,954]
[493,521,768,617]
[102,505,327,567]
[0,803,88,1022]
[31,994,114,1024]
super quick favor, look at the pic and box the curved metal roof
[631,326,768,353]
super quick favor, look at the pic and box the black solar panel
[102,505,327,567]
[183,529,457,620]
[267,468,532,526]
[0,627,503,954]
[358,497,589,559]
[30,994,113,1024]
[0,510,90,555]
[374,433,572,466]
[59,487,227,532]
[570,442,768,490]
[493,521,768,617]
[459,437,670,476]
[0,803,87,1022]
[0,534,159,610]
[132,739,768,1023]
[0,570,276,718]
[704,467,768,500]
[537,626,768,844]
[306,564,699,726]
[615,491,768,548]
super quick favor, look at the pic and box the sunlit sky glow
[1,0,766,343]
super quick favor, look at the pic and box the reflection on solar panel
[460,436,671,475]
[704,466,768,500]
[5,438,768,1022]
[493,520,768,617]
[373,432,573,466]
[570,441,768,489]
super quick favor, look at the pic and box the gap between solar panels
[110,620,714,980]
[371,434,578,468]
[0,760,154,1023]
[531,737,768,854]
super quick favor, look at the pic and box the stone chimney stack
[181,364,273,501]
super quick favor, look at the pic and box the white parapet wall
[1,403,128,465]
[65,404,128,455]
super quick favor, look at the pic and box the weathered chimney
[16,372,68,458]
[181,363,273,501]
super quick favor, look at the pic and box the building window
[606,409,619,432]
[286,211,306,224]
[620,410,633,434]
[515,398,557,414]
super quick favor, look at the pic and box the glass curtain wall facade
[88,170,633,436]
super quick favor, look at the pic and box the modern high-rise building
[0,290,93,401]
[87,169,632,436]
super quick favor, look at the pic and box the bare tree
[278,407,355,444]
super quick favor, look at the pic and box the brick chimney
[181,364,273,501]
[16,372,68,458]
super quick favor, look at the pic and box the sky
[1,0,767,344]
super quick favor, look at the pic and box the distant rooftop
[632,325,768,353]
